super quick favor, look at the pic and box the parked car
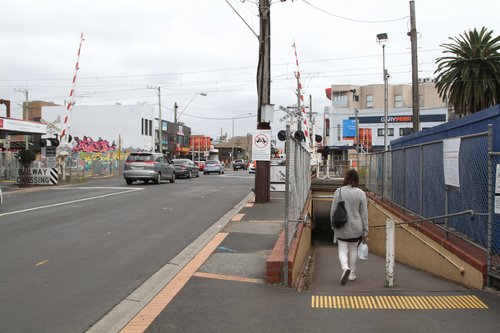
[249,160,257,173]
[123,152,175,185]
[232,159,247,171]
[194,160,205,171]
[172,159,200,178]
[204,159,225,175]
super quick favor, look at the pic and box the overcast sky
[1,0,498,139]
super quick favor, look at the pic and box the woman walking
[330,169,369,285]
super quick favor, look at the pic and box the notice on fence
[495,165,500,214]
[443,138,461,188]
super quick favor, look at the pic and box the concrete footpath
[114,191,500,333]
[2,180,499,332]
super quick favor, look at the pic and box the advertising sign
[342,119,356,139]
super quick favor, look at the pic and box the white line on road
[0,188,143,217]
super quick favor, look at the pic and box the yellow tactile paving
[311,295,488,309]
[193,271,266,284]
[120,232,229,333]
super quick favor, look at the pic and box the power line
[301,0,409,23]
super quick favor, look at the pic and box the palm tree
[434,27,500,117]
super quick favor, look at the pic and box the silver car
[204,160,225,175]
[123,152,175,185]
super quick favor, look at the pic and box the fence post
[403,148,406,208]
[420,145,424,216]
[284,124,290,286]
[487,124,493,288]
[444,187,449,240]
[386,218,395,288]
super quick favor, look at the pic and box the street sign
[46,146,57,168]
[16,168,58,185]
[252,130,271,161]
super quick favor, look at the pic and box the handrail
[369,210,476,229]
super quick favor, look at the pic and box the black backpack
[331,187,347,229]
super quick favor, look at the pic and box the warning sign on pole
[252,130,271,161]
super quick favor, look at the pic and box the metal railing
[284,125,311,286]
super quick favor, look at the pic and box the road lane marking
[36,260,48,266]
[120,232,229,333]
[0,188,143,217]
[311,295,488,309]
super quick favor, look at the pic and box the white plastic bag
[358,242,368,260]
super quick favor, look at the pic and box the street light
[376,33,389,151]
[174,92,207,157]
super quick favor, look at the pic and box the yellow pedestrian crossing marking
[311,295,488,309]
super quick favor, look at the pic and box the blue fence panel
[391,149,405,207]
[447,135,489,247]
[404,146,421,214]
[422,142,445,219]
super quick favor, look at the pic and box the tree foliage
[434,27,500,116]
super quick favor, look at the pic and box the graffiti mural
[72,136,117,153]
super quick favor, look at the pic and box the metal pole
[174,102,178,157]
[158,87,162,153]
[355,108,359,170]
[386,218,395,287]
[232,116,235,162]
[420,145,424,215]
[284,124,290,286]
[383,44,388,151]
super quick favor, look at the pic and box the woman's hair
[343,169,359,187]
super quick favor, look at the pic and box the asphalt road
[0,170,254,333]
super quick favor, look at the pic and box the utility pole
[255,0,271,203]
[409,0,420,132]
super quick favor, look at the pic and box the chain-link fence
[0,151,20,180]
[284,125,311,285]
[366,127,500,285]
[60,154,122,183]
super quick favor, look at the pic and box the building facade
[43,103,156,152]
[324,82,448,152]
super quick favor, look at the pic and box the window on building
[148,120,152,136]
[332,94,348,108]
[337,124,341,141]
[141,118,144,135]
[378,128,394,136]
[366,95,373,108]
[394,94,403,108]
[399,128,413,136]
